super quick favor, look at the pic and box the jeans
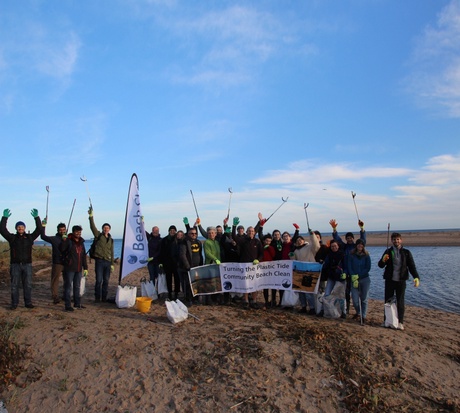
[64,271,82,308]
[351,276,371,318]
[10,263,33,306]
[299,292,316,309]
[95,259,111,300]
[385,279,407,323]
[51,263,64,300]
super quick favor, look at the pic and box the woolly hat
[168,225,177,231]
[15,221,26,229]
[355,238,365,246]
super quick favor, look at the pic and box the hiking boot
[25,304,35,309]
[308,309,316,315]
[341,312,347,319]
[242,301,249,309]
[297,307,308,314]
[10,304,17,310]
[65,306,74,312]
[53,297,61,304]
[352,314,360,320]
[74,305,86,309]
[249,302,261,310]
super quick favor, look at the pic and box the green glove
[215,260,221,265]
[62,233,67,240]
[31,208,39,218]
[340,272,347,280]
[253,259,259,265]
[88,207,93,217]
[414,278,420,288]
[183,217,189,225]
[42,218,47,226]
[110,265,114,272]
[83,270,88,277]
[225,227,231,234]
[288,252,294,258]
[233,217,240,226]
[351,274,359,288]
[147,257,153,262]
[3,209,11,218]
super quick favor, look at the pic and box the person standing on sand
[60,225,88,312]
[232,217,264,309]
[378,232,420,331]
[41,221,67,304]
[0,208,43,310]
[290,229,321,315]
[145,226,161,283]
[347,239,371,324]
[88,207,114,302]
[329,219,366,316]
[178,227,203,305]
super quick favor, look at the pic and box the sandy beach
[0,231,459,412]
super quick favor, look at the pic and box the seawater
[62,240,460,315]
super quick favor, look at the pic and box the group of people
[145,214,420,329]
[1,207,114,312]
[1,206,420,330]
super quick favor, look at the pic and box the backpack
[88,234,102,259]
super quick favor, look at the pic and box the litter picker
[81,176,93,209]
[45,186,50,221]
[266,197,289,222]
[190,190,200,219]
[226,187,233,221]
[351,191,360,222]
[303,203,310,230]
[386,223,391,249]
[67,199,76,232]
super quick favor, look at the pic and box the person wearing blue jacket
[329,218,366,316]
[347,239,371,324]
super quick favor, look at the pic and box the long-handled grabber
[351,191,360,221]
[67,199,76,232]
[45,186,50,221]
[81,176,93,209]
[386,223,391,249]
[303,203,310,230]
[226,187,233,221]
[190,190,200,219]
[266,197,289,222]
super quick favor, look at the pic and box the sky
[1,0,459,239]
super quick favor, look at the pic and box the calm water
[43,239,459,315]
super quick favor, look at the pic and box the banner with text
[189,260,322,296]
[119,173,149,281]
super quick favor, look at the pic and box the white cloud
[405,0,460,117]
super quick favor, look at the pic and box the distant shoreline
[348,230,460,247]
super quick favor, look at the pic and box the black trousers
[384,279,407,323]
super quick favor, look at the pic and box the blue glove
[3,209,11,218]
[31,208,39,218]
[233,217,240,226]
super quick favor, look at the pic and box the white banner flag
[119,173,148,281]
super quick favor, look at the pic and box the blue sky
[1,0,459,239]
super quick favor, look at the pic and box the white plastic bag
[156,271,168,295]
[316,292,324,315]
[166,299,188,324]
[80,276,86,297]
[384,299,399,329]
[322,295,342,318]
[141,278,158,300]
[115,285,137,308]
[281,290,300,307]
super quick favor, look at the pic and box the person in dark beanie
[60,225,88,311]
[0,208,43,310]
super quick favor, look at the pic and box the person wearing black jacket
[60,225,88,312]
[378,232,420,330]
[145,226,162,283]
[0,208,42,310]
